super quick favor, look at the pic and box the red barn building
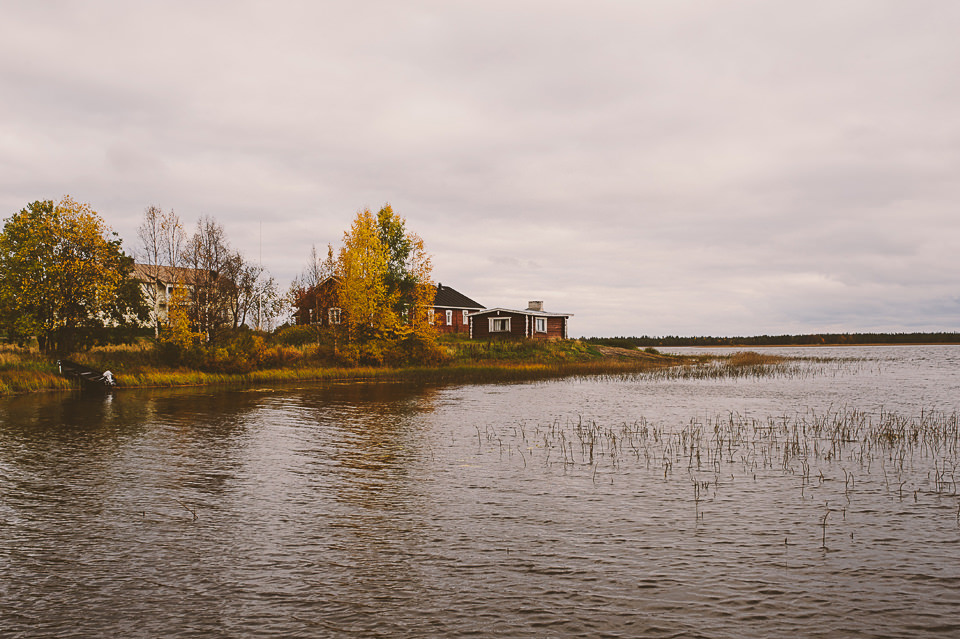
[468,301,572,340]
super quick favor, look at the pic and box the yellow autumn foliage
[0,197,145,354]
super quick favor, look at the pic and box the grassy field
[0,337,708,395]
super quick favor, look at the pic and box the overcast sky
[2,1,958,337]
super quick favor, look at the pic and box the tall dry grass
[0,341,817,396]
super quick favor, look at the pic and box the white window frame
[328,307,342,325]
[445,309,453,326]
[462,310,469,325]
[489,317,511,333]
[535,317,547,333]
[428,309,435,324]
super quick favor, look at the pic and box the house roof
[468,307,573,318]
[132,263,204,284]
[433,283,484,310]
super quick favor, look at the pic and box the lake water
[1,345,959,637]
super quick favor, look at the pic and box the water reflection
[259,383,444,634]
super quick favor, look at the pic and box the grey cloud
[1,1,958,336]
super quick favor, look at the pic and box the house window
[489,317,511,333]
[328,307,341,325]
[535,317,547,333]
[462,310,469,325]
[445,310,453,326]
[428,309,435,324]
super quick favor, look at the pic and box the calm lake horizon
[2,344,959,637]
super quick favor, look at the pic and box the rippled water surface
[2,345,960,637]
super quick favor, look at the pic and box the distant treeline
[583,332,960,348]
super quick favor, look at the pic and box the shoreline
[22,338,955,397]
[0,345,690,396]
[5,339,956,397]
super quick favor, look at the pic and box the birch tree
[224,256,277,329]
[137,205,185,337]
[337,208,393,343]
[184,216,234,342]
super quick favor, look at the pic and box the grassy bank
[0,338,692,395]
[0,338,783,396]
[0,347,76,394]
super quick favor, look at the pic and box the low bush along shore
[0,337,765,395]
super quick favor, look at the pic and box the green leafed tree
[375,204,434,334]
[0,197,147,355]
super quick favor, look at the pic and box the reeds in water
[472,407,960,545]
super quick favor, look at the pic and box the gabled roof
[468,307,573,318]
[433,283,484,310]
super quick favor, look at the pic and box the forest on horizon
[584,332,960,348]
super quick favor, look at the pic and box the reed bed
[479,407,960,481]
[474,407,960,546]
[598,351,859,382]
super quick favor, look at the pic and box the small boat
[57,360,116,390]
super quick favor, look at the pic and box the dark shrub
[274,325,317,347]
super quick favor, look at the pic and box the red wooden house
[431,283,485,334]
[468,301,572,340]
[293,278,484,334]
[292,277,342,327]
